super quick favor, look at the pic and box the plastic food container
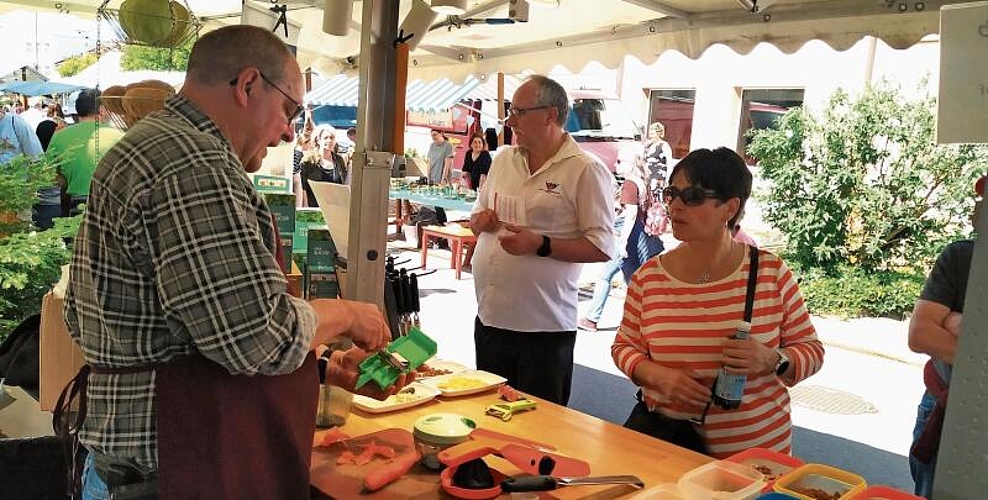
[677,460,766,500]
[726,448,805,491]
[412,413,476,470]
[773,464,867,500]
[847,485,923,499]
[755,494,800,499]
[629,483,689,499]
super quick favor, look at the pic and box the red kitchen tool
[437,428,592,499]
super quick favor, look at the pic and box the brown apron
[156,353,319,499]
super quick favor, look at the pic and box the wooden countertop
[312,386,711,499]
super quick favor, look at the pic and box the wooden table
[420,225,477,280]
[313,388,711,499]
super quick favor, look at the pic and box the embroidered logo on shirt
[541,182,561,195]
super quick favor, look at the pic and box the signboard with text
[938,2,988,144]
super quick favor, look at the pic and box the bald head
[187,25,295,86]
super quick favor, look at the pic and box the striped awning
[305,74,489,112]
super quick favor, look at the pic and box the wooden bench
[420,224,477,280]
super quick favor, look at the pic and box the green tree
[120,38,192,72]
[748,79,988,276]
[57,52,99,77]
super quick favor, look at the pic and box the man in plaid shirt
[64,25,406,499]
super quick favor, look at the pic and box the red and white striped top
[612,247,824,458]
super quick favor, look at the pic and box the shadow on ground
[569,364,914,492]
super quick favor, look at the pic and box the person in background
[427,128,454,185]
[299,124,348,208]
[13,101,24,114]
[47,102,68,130]
[640,121,673,192]
[906,175,984,498]
[20,96,46,130]
[64,25,408,499]
[461,132,491,191]
[292,113,314,207]
[47,88,124,216]
[579,160,664,332]
[470,75,615,405]
[612,147,823,457]
[0,102,46,227]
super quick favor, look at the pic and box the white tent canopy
[60,51,184,89]
[0,0,958,82]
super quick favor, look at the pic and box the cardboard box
[38,292,85,411]
[264,193,297,273]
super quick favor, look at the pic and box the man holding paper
[469,75,615,405]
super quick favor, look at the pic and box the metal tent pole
[344,0,399,307]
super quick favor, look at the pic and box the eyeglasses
[662,186,720,206]
[507,105,553,118]
[229,71,304,125]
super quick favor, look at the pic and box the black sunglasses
[662,186,720,206]
[229,71,304,125]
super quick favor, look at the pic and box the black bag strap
[744,245,759,323]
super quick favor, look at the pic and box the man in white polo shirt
[469,75,615,405]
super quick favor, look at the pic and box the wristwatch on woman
[774,348,791,376]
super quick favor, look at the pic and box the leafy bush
[794,264,925,319]
[748,79,988,276]
[0,216,81,340]
[0,151,79,342]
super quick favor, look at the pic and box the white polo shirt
[472,134,615,332]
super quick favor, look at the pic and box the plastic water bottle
[712,321,752,410]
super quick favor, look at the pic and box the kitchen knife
[500,474,645,492]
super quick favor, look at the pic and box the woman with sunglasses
[611,147,824,458]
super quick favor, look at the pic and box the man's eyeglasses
[507,105,553,118]
[662,186,720,206]
[229,72,304,125]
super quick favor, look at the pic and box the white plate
[351,382,440,414]
[418,359,470,378]
[418,370,507,397]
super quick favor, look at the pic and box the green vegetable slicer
[355,327,437,390]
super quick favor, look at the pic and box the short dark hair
[74,88,100,117]
[468,132,486,149]
[668,147,752,229]
[186,25,294,86]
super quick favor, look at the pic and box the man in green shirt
[49,88,123,215]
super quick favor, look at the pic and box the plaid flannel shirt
[64,94,316,471]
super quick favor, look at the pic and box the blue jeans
[82,452,111,500]
[909,392,937,498]
[585,253,623,323]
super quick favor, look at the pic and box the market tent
[306,73,522,111]
[0,80,84,96]
[0,0,960,82]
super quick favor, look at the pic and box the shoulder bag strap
[744,245,759,323]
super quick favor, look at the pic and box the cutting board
[311,428,437,498]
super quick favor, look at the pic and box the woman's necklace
[698,269,711,284]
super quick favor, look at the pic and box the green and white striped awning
[306,75,490,112]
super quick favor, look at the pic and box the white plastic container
[629,483,688,499]
[677,460,766,500]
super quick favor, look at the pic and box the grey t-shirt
[427,140,453,183]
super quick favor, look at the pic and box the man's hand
[310,299,391,352]
[323,347,417,401]
[498,224,541,256]
[722,338,777,376]
[943,312,963,337]
[470,209,500,235]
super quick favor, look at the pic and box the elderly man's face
[505,81,555,151]
[244,61,303,173]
